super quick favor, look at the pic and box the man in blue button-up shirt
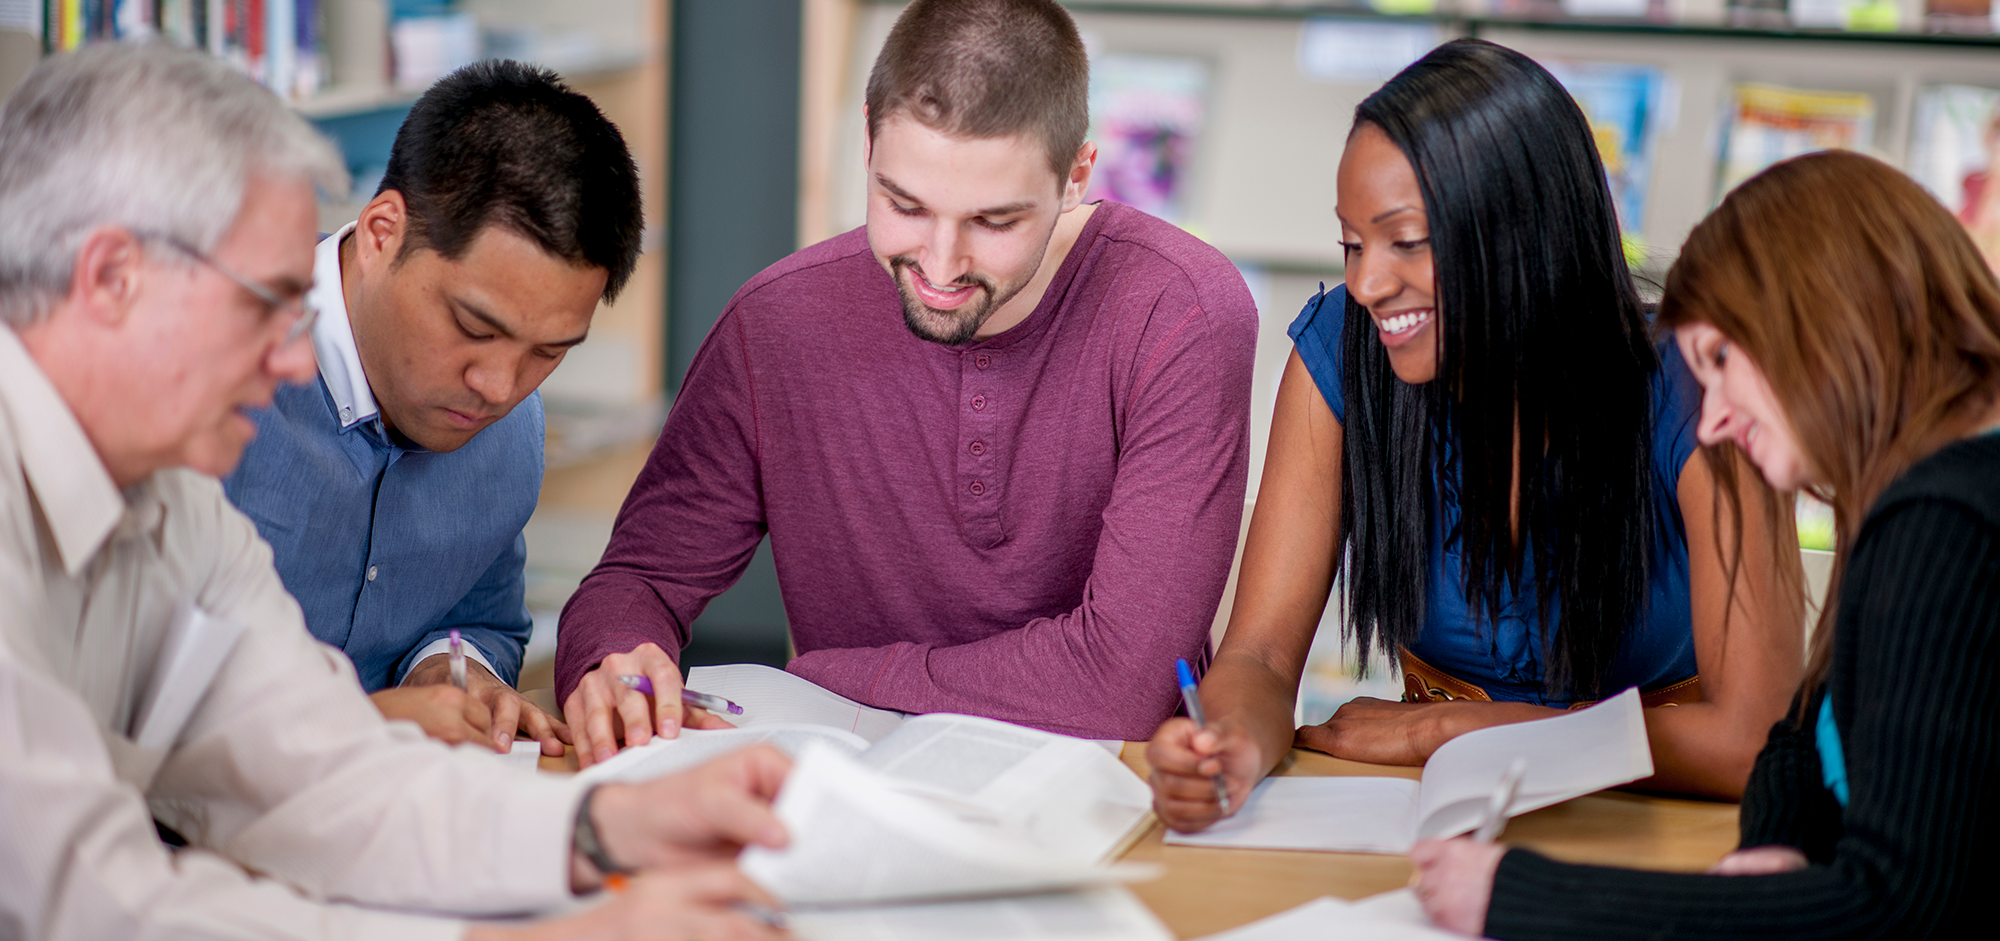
[225,61,644,754]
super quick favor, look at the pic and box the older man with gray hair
[0,43,790,941]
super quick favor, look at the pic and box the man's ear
[862,104,874,167]
[67,225,147,329]
[1061,141,1098,212]
[353,190,411,272]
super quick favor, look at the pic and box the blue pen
[1175,658,1232,815]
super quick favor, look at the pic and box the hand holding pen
[1175,658,1232,815]
[618,675,746,718]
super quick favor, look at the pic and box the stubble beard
[889,255,1025,346]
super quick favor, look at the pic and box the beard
[888,255,1025,346]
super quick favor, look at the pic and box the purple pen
[616,674,745,716]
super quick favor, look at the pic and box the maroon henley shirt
[555,202,1256,739]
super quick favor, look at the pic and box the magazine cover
[1084,53,1210,225]
[1715,83,1875,201]
[1544,60,1667,236]
[1908,84,2000,270]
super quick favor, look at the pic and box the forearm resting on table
[1635,699,1766,798]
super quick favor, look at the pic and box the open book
[1166,687,1652,854]
[581,664,1157,905]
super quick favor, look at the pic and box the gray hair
[0,42,349,327]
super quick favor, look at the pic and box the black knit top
[1484,432,2000,940]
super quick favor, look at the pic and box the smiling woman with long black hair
[1147,38,1805,822]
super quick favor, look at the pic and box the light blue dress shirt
[223,227,544,691]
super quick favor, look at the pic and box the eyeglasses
[133,229,318,347]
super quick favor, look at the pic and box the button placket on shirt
[957,349,1005,548]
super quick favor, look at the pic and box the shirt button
[339,406,353,421]
[975,354,991,370]
[971,395,987,411]
[969,440,986,456]
[969,480,986,496]
[367,565,379,582]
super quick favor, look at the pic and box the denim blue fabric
[1287,284,1700,704]
[224,379,544,691]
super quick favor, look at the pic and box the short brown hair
[1660,150,2000,693]
[864,0,1089,183]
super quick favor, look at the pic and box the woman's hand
[1708,845,1808,875]
[1146,717,1267,832]
[1295,698,1557,766]
[1409,838,1507,936]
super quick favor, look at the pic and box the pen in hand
[1175,658,1232,816]
[448,628,468,691]
[1472,757,1528,843]
[615,674,746,717]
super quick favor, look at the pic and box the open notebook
[1166,687,1652,854]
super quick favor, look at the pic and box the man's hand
[574,746,793,892]
[467,863,789,941]
[1294,698,1558,766]
[566,643,735,768]
[1409,837,1507,936]
[370,684,495,749]
[1146,716,1266,833]
[1709,845,1808,875]
[404,653,571,754]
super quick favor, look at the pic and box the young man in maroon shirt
[556,0,1258,763]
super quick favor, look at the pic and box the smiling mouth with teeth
[1376,310,1432,335]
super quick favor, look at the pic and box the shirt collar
[0,326,126,576]
[310,222,381,431]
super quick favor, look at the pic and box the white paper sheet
[579,723,872,784]
[132,605,248,749]
[507,739,545,767]
[1192,893,1461,940]
[1164,777,1422,853]
[741,746,1156,906]
[790,887,1171,941]
[687,663,908,741]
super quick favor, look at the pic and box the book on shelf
[1715,82,1875,202]
[580,664,1157,907]
[39,0,324,101]
[1909,84,2000,271]
[1084,53,1209,227]
[1926,0,1996,33]
[1544,59,1667,237]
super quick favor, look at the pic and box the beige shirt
[0,325,588,940]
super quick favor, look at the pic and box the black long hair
[1338,39,1659,699]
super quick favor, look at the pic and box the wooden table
[1117,746,1740,938]
[521,699,1739,940]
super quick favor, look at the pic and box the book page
[1161,777,1422,854]
[857,714,1153,862]
[1414,687,1652,841]
[740,746,1153,905]
[578,724,870,784]
[687,663,907,742]
[790,887,1171,941]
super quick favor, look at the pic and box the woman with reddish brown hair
[1411,149,2000,939]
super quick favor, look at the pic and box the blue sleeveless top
[1288,285,1701,705]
